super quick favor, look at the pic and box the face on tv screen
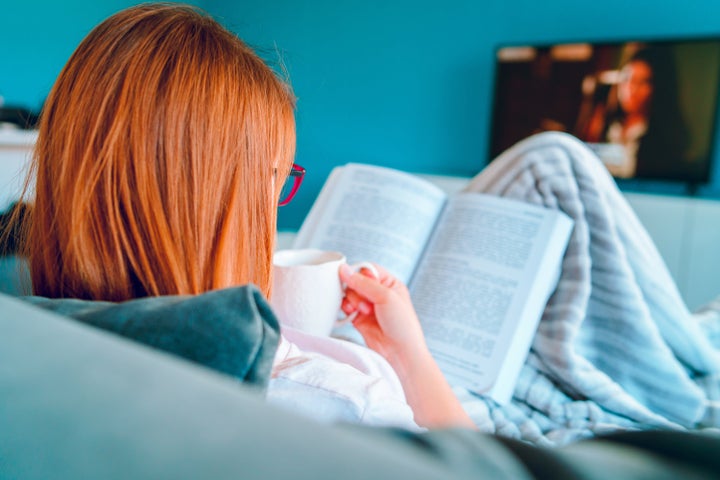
[490,39,720,183]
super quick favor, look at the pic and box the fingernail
[358,301,371,315]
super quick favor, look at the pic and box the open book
[293,163,574,404]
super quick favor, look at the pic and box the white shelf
[0,129,36,211]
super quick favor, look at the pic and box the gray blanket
[455,132,720,446]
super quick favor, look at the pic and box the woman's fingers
[339,263,393,305]
[342,289,373,313]
[341,297,372,317]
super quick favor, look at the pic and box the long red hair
[26,3,296,300]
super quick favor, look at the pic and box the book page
[293,164,447,283]
[408,193,572,400]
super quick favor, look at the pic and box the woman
[18,3,472,430]
[604,46,689,179]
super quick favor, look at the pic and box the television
[489,38,720,186]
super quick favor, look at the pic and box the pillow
[23,285,280,389]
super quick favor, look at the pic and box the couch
[2,287,718,479]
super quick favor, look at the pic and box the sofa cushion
[23,285,279,388]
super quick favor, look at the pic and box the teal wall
[5,1,720,229]
[2,1,208,110]
[205,0,720,229]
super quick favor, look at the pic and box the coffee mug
[270,249,378,336]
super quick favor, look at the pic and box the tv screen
[489,38,720,184]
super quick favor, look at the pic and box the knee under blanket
[455,132,720,446]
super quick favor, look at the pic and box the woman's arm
[339,264,475,430]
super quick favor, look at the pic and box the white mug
[270,249,377,336]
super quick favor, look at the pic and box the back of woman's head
[28,3,296,300]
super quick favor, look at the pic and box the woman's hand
[339,263,427,364]
[339,263,476,430]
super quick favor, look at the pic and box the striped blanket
[455,132,720,446]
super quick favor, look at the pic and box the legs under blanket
[458,132,720,445]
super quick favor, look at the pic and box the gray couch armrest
[2,293,718,480]
[0,293,525,479]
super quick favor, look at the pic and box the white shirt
[266,326,420,431]
[606,119,647,178]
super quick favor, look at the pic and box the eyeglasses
[278,163,306,206]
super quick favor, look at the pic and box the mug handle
[336,261,380,327]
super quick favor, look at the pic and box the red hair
[26,3,296,300]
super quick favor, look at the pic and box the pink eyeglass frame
[278,163,306,206]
